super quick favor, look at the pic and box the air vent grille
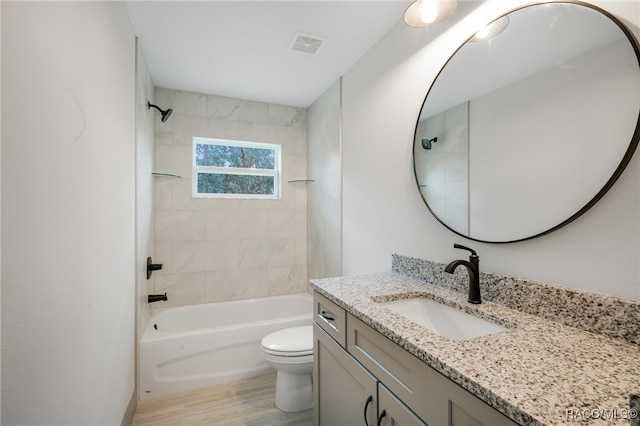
[289,32,328,55]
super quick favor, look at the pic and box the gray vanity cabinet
[313,324,378,426]
[312,291,518,426]
[314,322,425,426]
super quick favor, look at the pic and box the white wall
[342,0,640,301]
[469,38,638,241]
[1,2,136,423]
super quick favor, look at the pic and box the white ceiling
[124,1,411,108]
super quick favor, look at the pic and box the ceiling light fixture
[403,0,457,28]
[470,15,510,42]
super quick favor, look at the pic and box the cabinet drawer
[347,314,430,421]
[314,292,347,348]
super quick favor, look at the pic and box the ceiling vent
[288,32,328,55]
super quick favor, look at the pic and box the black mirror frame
[412,1,640,244]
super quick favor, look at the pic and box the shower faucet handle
[146,256,163,279]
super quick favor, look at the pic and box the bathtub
[139,292,313,399]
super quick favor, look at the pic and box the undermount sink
[378,297,507,341]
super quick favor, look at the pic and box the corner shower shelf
[152,172,182,179]
[287,179,314,183]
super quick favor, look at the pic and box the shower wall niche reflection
[414,102,469,234]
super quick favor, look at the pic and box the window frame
[192,137,282,199]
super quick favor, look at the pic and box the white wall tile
[155,131,173,146]
[154,88,308,307]
[154,272,207,308]
[268,210,306,239]
[267,265,308,295]
[238,239,270,269]
[154,179,173,210]
[295,238,308,266]
[156,210,207,242]
[269,104,307,128]
[207,210,269,240]
[267,238,296,267]
[170,90,208,116]
[171,240,238,273]
[307,79,342,279]
[206,268,269,302]
[154,242,173,275]
[155,144,192,178]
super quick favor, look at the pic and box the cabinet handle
[363,395,373,426]
[377,409,387,426]
[320,310,335,321]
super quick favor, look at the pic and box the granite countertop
[310,272,640,426]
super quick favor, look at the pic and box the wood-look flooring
[132,372,313,426]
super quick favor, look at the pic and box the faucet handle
[453,243,478,257]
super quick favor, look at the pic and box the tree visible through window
[193,137,281,199]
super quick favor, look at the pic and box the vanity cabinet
[314,323,425,426]
[312,292,518,426]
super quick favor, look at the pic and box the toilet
[261,325,313,412]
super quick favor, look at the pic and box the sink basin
[378,297,507,341]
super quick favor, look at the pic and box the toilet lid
[261,325,313,355]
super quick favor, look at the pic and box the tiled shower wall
[153,88,308,307]
[414,102,469,235]
[307,79,342,279]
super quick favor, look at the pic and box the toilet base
[274,370,313,412]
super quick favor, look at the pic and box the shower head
[421,137,438,150]
[147,102,173,122]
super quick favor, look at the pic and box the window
[193,137,281,199]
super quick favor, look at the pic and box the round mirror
[413,1,640,243]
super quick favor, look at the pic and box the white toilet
[261,325,313,412]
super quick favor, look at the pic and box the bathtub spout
[148,293,168,303]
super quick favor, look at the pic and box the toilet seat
[261,326,313,357]
[261,325,314,412]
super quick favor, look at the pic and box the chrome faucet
[444,244,481,304]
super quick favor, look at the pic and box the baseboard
[121,388,137,426]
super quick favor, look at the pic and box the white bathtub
[139,292,313,399]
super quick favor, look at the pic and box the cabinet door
[378,383,427,426]
[314,323,378,426]
[427,369,518,426]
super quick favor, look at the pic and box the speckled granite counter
[310,264,640,426]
